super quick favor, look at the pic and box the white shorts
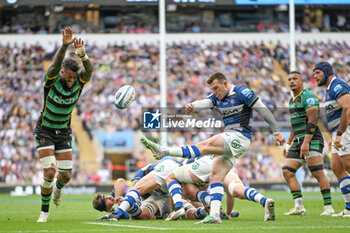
[218,131,251,167]
[173,156,213,184]
[142,193,171,219]
[150,159,180,193]
[331,125,350,156]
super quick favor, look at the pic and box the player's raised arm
[46,26,76,78]
[251,99,285,146]
[73,37,93,82]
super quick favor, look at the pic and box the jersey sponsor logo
[220,105,243,118]
[241,89,254,100]
[306,98,316,108]
[191,162,199,170]
[231,139,241,149]
[333,84,343,94]
[155,165,164,172]
[53,96,75,105]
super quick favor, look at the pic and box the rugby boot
[264,198,276,221]
[284,206,306,216]
[332,209,350,218]
[37,211,49,223]
[141,137,165,160]
[320,205,334,216]
[165,207,185,221]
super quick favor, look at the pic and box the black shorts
[34,124,72,152]
[286,137,324,160]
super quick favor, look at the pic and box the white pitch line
[84,222,350,231]
[1,223,349,233]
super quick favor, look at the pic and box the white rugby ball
[114,85,136,109]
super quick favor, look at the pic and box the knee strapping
[41,177,54,188]
[40,156,56,169]
[56,160,73,172]
[282,166,297,173]
[308,164,324,172]
[142,202,156,216]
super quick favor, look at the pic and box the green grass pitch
[1,191,349,233]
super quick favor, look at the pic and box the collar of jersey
[326,76,337,91]
[292,88,305,101]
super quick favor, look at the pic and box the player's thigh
[210,156,231,183]
[340,154,350,171]
[133,173,161,195]
[305,154,323,166]
[283,158,302,170]
[196,134,225,155]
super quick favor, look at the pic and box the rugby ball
[114,85,136,109]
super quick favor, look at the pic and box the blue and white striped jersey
[208,85,259,139]
[325,77,350,133]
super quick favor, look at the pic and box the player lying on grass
[95,157,180,220]
[165,155,275,221]
[93,162,171,220]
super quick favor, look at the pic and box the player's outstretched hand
[274,133,285,146]
[73,38,86,57]
[62,26,76,46]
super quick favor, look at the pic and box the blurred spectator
[1,39,349,185]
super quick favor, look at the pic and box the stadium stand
[1,34,349,185]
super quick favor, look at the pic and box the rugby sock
[321,189,332,206]
[209,183,224,218]
[116,190,140,215]
[291,190,303,207]
[166,147,183,157]
[172,145,201,159]
[41,192,52,212]
[244,187,266,207]
[56,180,65,190]
[168,181,184,208]
[339,176,350,210]
[194,207,208,219]
[196,190,210,206]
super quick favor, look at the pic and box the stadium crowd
[1,39,349,185]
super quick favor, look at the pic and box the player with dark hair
[313,62,350,217]
[282,71,334,216]
[35,26,93,222]
[142,71,284,223]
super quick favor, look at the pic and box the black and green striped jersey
[289,89,322,138]
[37,72,88,129]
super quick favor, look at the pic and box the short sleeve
[237,86,259,107]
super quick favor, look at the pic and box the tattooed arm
[74,38,93,82]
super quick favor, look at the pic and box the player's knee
[41,177,54,189]
[58,171,72,183]
[40,155,56,179]
[116,178,125,183]
[141,202,156,217]
[43,168,56,180]
[282,166,297,179]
